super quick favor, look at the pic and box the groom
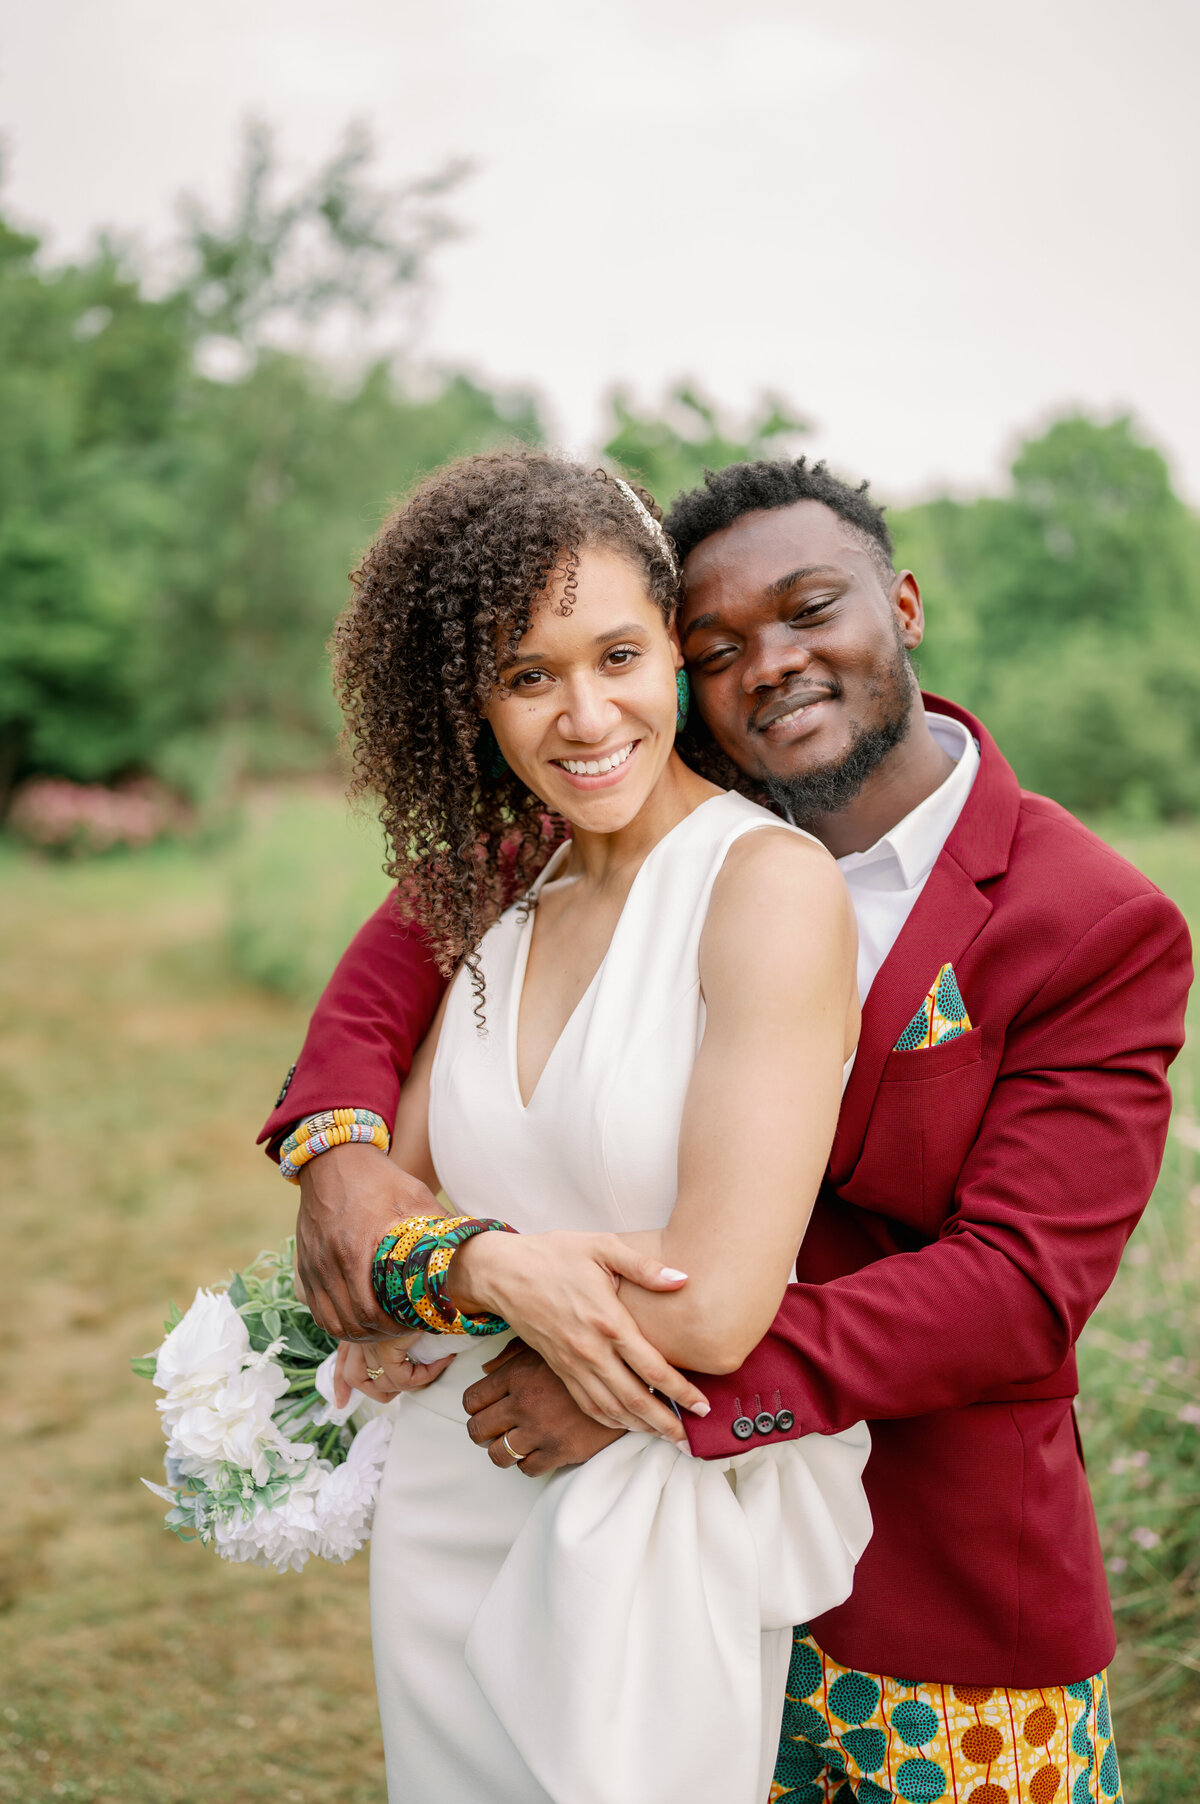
[260,458,1190,1798]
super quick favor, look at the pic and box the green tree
[175,121,467,345]
[0,220,190,793]
[148,356,540,798]
[602,385,807,506]
[0,130,543,807]
[893,416,1200,817]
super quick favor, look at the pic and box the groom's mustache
[749,681,841,734]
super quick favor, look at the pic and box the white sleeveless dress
[369,791,871,1804]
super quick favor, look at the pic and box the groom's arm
[258,831,539,1154]
[257,894,447,1153]
[684,888,1192,1455]
[257,895,448,1339]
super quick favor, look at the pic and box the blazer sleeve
[685,888,1193,1456]
[257,894,448,1158]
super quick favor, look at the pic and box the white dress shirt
[835,712,980,1004]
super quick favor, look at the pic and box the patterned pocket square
[894,962,973,1050]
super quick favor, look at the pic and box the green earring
[675,668,691,734]
[478,725,510,782]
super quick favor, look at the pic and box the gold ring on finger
[500,1432,526,1462]
[366,1366,386,1381]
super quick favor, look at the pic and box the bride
[325,450,870,1804]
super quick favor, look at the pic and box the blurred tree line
[892,419,1200,817]
[0,128,539,808]
[3,127,1200,821]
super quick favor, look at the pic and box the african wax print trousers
[771,1626,1121,1804]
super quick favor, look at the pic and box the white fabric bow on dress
[467,1423,872,1804]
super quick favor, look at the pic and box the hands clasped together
[303,1145,709,1477]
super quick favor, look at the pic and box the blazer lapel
[828,695,1020,1186]
[830,859,992,1184]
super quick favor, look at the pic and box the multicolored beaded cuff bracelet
[279,1108,390,1183]
[371,1214,517,1337]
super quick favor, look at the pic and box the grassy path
[0,848,386,1803]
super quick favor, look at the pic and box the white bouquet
[133,1239,395,1572]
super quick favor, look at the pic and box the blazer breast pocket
[850,1027,989,1233]
[881,1023,984,1083]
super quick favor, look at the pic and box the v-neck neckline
[509,794,726,1113]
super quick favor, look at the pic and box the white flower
[1177,1403,1200,1426]
[154,1289,250,1418]
[167,1361,298,1487]
[214,1493,309,1573]
[1130,1525,1161,1551]
[311,1416,392,1562]
[208,1414,393,1571]
[214,1460,336,1572]
[139,1243,398,1572]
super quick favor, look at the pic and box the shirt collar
[836,713,980,889]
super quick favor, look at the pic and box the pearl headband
[611,476,679,579]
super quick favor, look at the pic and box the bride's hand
[334,1335,455,1406]
[447,1231,709,1439]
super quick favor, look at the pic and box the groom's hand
[447,1229,706,1437]
[464,1341,626,1477]
[295,1142,438,1342]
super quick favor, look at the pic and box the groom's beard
[763,637,916,829]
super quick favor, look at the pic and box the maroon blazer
[259,698,1192,1686]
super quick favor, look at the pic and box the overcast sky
[3,0,1198,504]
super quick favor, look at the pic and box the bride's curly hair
[331,449,679,997]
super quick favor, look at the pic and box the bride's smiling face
[484,546,682,834]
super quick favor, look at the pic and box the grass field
[0,801,1196,1802]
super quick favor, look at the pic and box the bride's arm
[447,829,856,1421]
[399,987,703,1435]
[616,828,857,1374]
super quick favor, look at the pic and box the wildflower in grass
[1108,1452,1149,1474]
[1129,1526,1161,1551]
[9,775,180,854]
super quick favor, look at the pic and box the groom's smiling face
[677,500,925,818]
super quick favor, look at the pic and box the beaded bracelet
[370,1215,445,1330]
[279,1108,390,1183]
[371,1213,517,1337]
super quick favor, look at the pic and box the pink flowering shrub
[8,776,183,854]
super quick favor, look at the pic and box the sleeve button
[754,1411,776,1435]
[773,1409,795,1433]
[732,1415,755,1440]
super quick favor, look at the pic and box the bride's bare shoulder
[717,818,842,893]
[703,823,854,970]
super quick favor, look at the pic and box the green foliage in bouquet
[134,1240,341,1454]
[227,1243,339,1380]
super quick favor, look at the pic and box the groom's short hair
[665,458,895,581]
